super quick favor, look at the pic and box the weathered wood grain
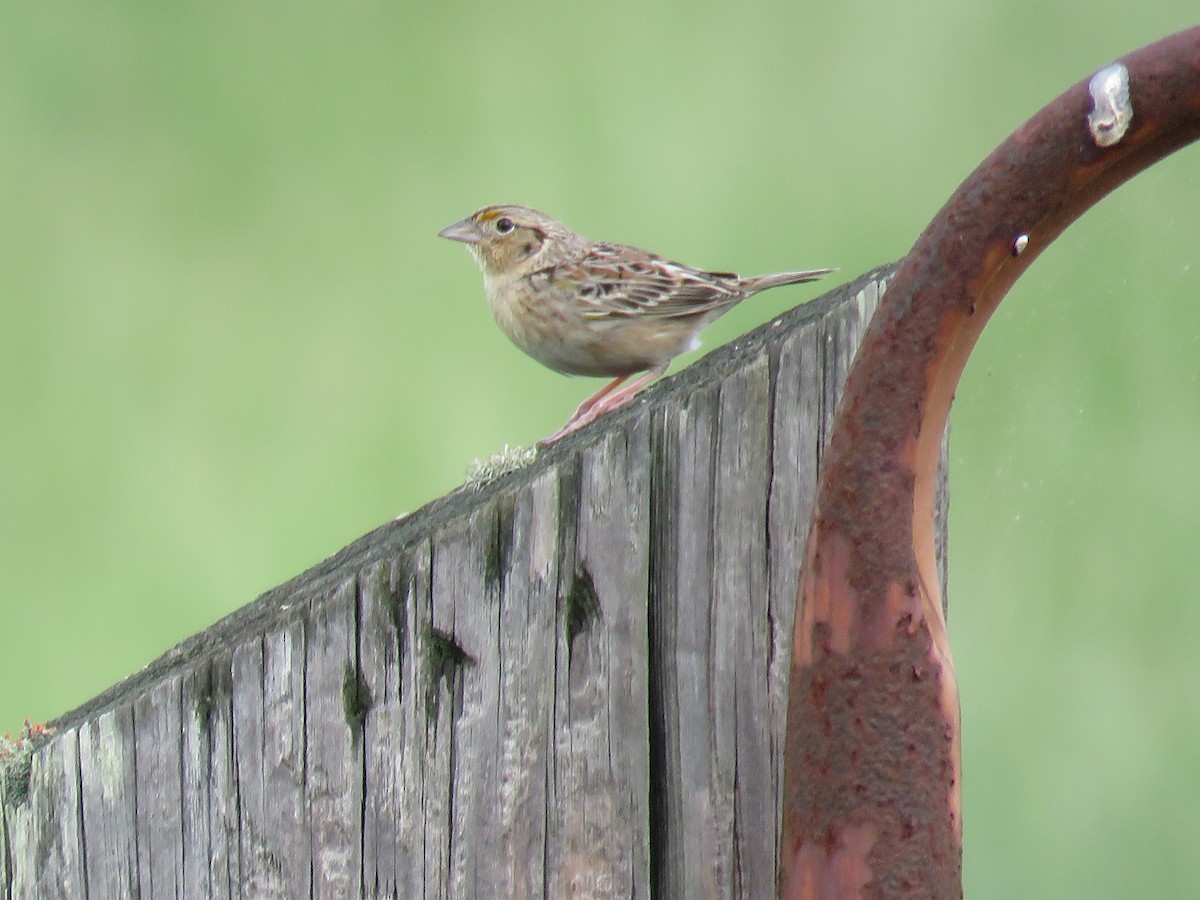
[1,264,943,899]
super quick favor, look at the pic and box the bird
[439,204,834,444]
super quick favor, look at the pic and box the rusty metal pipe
[780,26,1200,899]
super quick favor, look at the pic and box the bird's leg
[539,365,666,445]
[539,374,630,445]
[584,365,665,418]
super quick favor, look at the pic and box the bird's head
[439,204,565,276]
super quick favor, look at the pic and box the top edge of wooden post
[50,262,897,735]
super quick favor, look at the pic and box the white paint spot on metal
[1087,63,1132,147]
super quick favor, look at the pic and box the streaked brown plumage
[440,204,834,443]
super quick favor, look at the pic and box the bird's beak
[438,217,483,244]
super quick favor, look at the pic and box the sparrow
[440,204,833,443]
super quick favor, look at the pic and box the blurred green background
[2,3,1198,895]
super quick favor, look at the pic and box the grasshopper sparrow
[440,205,833,443]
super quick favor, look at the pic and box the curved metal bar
[780,26,1200,898]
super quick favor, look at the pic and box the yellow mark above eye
[477,209,502,222]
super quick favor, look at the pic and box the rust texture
[780,26,1200,899]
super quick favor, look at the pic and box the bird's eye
[495,217,514,234]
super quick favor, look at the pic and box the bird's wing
[571,244,744,321]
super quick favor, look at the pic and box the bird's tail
[742,268,837,293]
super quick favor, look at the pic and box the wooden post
[0,264,944,899]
